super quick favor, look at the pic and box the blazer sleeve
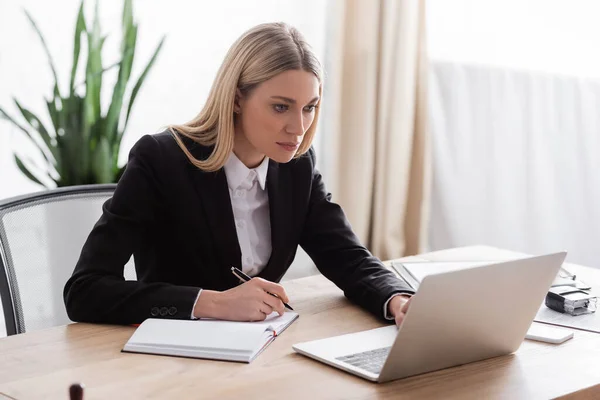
[299,148,415,320]
[63,135,200,325]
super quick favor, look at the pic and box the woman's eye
[304,105,317,112]
[273,104,288,113]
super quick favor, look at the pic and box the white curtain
[429,61,600,268]
[322,0,430,260]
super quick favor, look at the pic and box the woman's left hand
[389,295,413,326]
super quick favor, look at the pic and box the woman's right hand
[193,278,289,321]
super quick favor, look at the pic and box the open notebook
[123,311,299,363]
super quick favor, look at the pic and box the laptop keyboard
[335,346,391,374]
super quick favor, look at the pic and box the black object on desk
[546,286,597,316]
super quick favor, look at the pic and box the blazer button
[168,307,177,316]
[160,307,168,317]
[151,307,159,317]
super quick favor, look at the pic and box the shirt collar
[224,152,269,191]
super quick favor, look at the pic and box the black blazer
[64,131,413,324]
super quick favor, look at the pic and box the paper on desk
[534,305,600,333]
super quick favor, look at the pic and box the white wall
[427,0,600,79]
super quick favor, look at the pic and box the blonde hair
[169,22,324,172]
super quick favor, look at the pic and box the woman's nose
[286,112,305,135]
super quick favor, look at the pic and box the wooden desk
[1,246,600,399]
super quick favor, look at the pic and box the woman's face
[234,69,320,167]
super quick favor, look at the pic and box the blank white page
[127,311,299,353]
[128,319,269,353]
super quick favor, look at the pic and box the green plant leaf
[14,154,47,187]
[83,33,106,146]
[13,99,56,160]
[90,2,104,121]
[46,98,59,132]
[91,136,112,183]
[122,0,133,31]
[122,36,165,136]
[59,95,87,184]
[24,9,61,99]
[105,11,137,146]
[0,106,35,141]
[87,37,105,123]
[0,105,55,168]
[9,0,164,188]
[74,58,122,90]
[82,0,104,138]
[69,0,87,95]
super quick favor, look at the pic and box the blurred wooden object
[69,383,84,400]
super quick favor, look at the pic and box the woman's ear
[234,88,243,114]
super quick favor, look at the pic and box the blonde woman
[64,22,414,326]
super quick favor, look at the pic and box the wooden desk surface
[1,246,600,399]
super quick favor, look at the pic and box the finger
[254,278,289,303]
[261,292,285,316]
[251,310,268,321]
[251,303,271,321]
[400,297,412,314]
[259,301,274,317]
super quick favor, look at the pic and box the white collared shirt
[191,153,271,319]
[223,152,272,276]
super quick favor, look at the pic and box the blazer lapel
[188,144,241,286]
[259,160,293,282]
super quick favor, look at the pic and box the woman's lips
[277,142,300,151]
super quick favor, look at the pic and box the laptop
[292,252,567,383]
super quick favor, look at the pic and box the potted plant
[0,0,164,188]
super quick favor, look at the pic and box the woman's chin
[268,150,298,164]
